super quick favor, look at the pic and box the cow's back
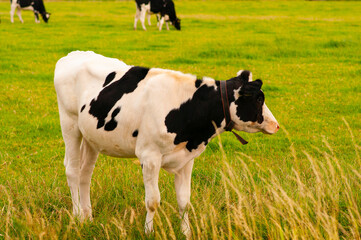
[55,51,201,159]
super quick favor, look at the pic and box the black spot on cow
[235,79,265,124]
[89,66,149,130]
[104,119,117,131]
[104,107,121,131]
[165,84,225,152]
[80,104,86,112]
[195,79,202,88]
[103,71,116,87]
[132,130,139,137]
[112,107,121,117]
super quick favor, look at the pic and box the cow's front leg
[140,152,162,234]
[34,12,40,23]
[156,14,160,27]
[175,159,194,239]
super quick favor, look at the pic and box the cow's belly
[78,113,137,158]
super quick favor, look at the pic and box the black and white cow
[134,0,180,31]
[10,0,50,23]
[54,51,279,237]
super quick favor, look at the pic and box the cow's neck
[165,78,239,152]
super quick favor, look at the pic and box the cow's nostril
[277,124,280,129]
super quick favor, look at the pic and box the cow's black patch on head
[103,72,116,87]
[195,79,202,88]
[132,130,139,137]
[173,18,181,30]
[89,67,149,130]
[80,105,86,112]
[235,79,264,124]
[165,84,224,152]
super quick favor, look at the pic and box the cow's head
[41,12,50,23]
[172,18,181,30]
[230,70,279,134]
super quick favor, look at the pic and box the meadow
[1,0,361,239]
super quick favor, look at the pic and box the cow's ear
[253,79,263,90]
[236,70,252,83]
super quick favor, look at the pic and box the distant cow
[134,0,180,31]
[10,0,50,23]
[54,51,279,237]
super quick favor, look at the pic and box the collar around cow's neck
[220,81,248,145]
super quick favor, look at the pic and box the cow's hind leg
[175,159,194,239]
[16,7,24,23]
[134,5,140,30]
[10,3,16,23]
[60,111,82,218]
[79,139,99,221]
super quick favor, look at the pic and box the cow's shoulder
[164,77,223,152]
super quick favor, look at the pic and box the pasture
[1,0,361,239]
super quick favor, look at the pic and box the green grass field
[1,0,361,239]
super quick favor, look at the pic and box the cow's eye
[257,96,263,103]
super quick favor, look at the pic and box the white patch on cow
[201,76,217,88]
[259,103,279,134]
[229,100,279,134]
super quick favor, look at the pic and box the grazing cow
[54,51,279,237]
[10,0,50,23]
[134,0,181,31]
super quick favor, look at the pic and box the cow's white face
[230,70,279,134]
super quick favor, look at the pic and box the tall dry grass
[1,121,360,239]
